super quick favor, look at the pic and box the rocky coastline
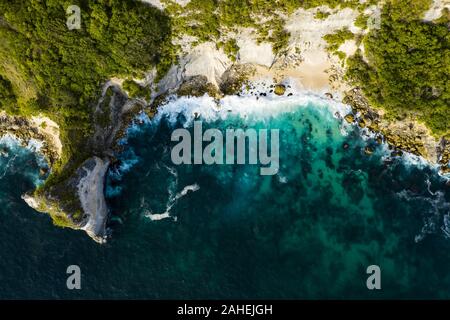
[342,88,450,175]
[3,60,449,243]
[2,2,448,243]
[0,112,61,166]
[15,84,146,243]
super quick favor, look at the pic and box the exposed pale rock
[423,0,450,21]
[183,42,233,88]
[78,157,110,244]
[236,29,275,67]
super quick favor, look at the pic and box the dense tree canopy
[0,0,174,179]
[346,0,450,135]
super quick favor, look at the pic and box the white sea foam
[114,89,449,211]
[145,211,172,221]
[174,183,200,200]
[126,112,152,134]
[0,134,45,154]
[151,91,351,127]
[0,134,47,171]
[26,139,44,152]
[278,174,288,184]
[0,154,18,179]
[108,151,140,182]
[0,134,48,185]
[106,185,123,197]
[144,163,200,221]
[0,134,23,149]
[397,179,450,242]
[118,156,139,173]
[401,152,441,172]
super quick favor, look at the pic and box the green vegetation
[354,13,369,29]
[335,51,347,61]
[123,79,151,100]
[217,39,240,61]
[436,8,450,24]
[346,0,449,135]
[94,87,113,129]
[0,0,174,190]
[323,28,354,52]
[315,10,331,20]
[257,17,290,55]
[0,75,16,109]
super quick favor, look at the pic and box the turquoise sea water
[0,94,449,299]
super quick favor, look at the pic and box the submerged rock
[391,150,403,157]
[364,146,374,155]
[343,88,441,164]
[0,147,8,157]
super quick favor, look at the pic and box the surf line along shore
[170,120,280,176]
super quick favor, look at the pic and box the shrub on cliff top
[346,0,449,135]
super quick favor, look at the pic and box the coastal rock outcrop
[10,1,449,245]
[343,88,443,169]
[22,156,110,243]
[0,112,61,166]
[18,84,134,243]
[77,157,110,243]
[177,75,218,98]
[274,84,286,96]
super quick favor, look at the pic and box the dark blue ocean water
[0,94,449,299]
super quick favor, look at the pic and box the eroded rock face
[22,157,110,243]
[438,139,450,173]
[219,64,255,95]
[177,75,218,98]
[18,84,132,243]
[77,157,110,244]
